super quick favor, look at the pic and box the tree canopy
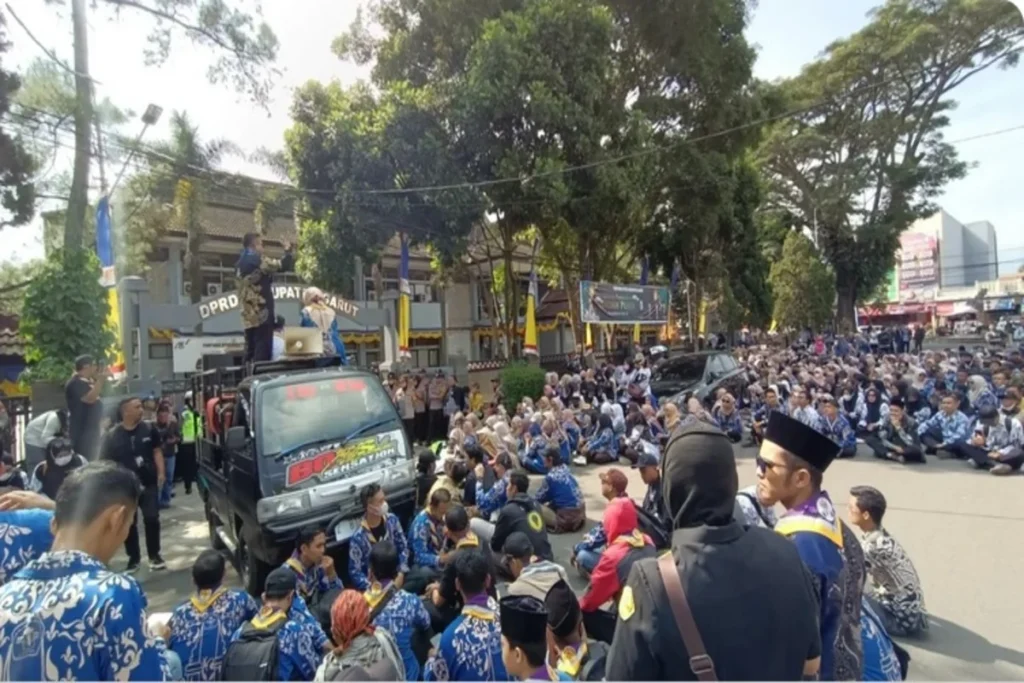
[0,14,37,232]
[760,0,1023,330]
[769,232,835,332]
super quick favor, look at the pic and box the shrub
[499,362,546,413]
[20,249,115,382]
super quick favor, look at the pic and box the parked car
[649,351,747,409]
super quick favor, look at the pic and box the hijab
[864,388,882,424]
[968,375,989,405]
[661,422,738,529]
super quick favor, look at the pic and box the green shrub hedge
[499,362,546,413]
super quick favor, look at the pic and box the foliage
[0,15,37,231]
[498,362,545,414]
[0,260,43,316]
[20,249,115,382]
[284,81,480,293]
[759,0,1024,330]
[768,232,835,332]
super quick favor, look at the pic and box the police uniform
[605,422,822,681]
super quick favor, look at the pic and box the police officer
[605,421,822,680]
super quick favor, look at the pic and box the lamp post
[109,103,163,196]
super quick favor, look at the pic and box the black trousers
[244,321,274,363]
[177,442,197,492]
[864,435,926,464]
[125,485,161,562]
[403,418,416,445]
[404,565,441,597]
[428,409,445,442]
[920,429,958,457]
[414,412,429,443]
[423,597,461,634]
[952,443,1024,471]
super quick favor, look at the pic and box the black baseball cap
[503,532,533,559]
[632,450,659,469]
[264,567,297,598]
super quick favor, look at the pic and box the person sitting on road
[415,448,438,509]
[168,549,259,681]
[545,580,608,682]
[634,450,667,529]
[223,567,322,681]
[952,404,1024,474]
[916,392,971,458]
[28,436,88,500]
[577,414,617,465]
[571,468,629,577]
[349,484,411,592]
[422,504,494,634]
[819,395,858,459]
[499,595,571,681]
[283,524,344,625]
[534,447,586,534]
[424,551,507,682]
[522,421,553,475]
[577,497,656,645]
[473,451,514,525]
[485,470,554,569]
[847,486,928,638]
[711,394,743,443]
[428,459,467,507]
[366,541,432,681]
[315,589,404,681]
[504,531,569,602]
[864,398,924,465]
[405,488,452,596]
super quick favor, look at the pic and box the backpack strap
[657,553,717,682]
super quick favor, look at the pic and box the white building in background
[901,209,998,291]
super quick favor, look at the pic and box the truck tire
[206,503,226,551]
[237,537,272,598]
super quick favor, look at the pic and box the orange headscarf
[331,589,375,653]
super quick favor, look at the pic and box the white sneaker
[572,455,587,466]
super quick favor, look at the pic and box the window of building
[149,342,173,360]
[362,340,381,368]
[365,277,436,302]
[477,334,496,361]
[411,337,440,368]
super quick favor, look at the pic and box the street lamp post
[109,103,163,196]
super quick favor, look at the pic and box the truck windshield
[260,377,397,456]
[652,357,705,384]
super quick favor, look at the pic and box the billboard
[579,281,671,324]
[898,232,939,291]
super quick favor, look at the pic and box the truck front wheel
[237,537,273,597]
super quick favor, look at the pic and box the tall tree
[0,13,37,231]
[769,232,835,332]
[45,0,279,250]
[760,0,1024,331]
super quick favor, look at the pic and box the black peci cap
[499,595,549,644]
[764,411,840,472]
[545,580,581,639]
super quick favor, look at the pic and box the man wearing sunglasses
[757,412,866,682]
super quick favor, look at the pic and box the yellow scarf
[189,587,227,614]
[456,532,480,549]
[556,641,588,678]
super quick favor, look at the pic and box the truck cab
[192,355,416,596]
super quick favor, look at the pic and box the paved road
[129,444,1024,681]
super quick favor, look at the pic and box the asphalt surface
[130,443,1024,681]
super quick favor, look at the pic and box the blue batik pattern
[424,598,509,681]
[367,582,431,681]
[476,473,510,518]
[348,513,410,591]
[0,549,170,681]
[0,509,54,586]
[168,587,259,681]
[281,552,343,605]
[228,608,321,681]
[535,464,584,511]
[822,415,857,451]
[408,509,445,570]
[916,410,971,444]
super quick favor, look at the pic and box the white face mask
[53,455,74,467]
[369,501,389,518]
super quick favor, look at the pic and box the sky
[3,0,1023,271]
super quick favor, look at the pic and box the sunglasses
[755,454,788,476]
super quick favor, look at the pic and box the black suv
[650,351,747,408]
[193,355,416,596]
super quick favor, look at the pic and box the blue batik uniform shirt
[821,414,857,451]
[366,580,431,681]
[282,552,343,606]
[535,464,584,511]
[0,508,54,586]
[0,549,170,681]
[476,472,510,518]
[168,587,259,681]
[228,607,321,681]
[711,408,743,440]
[425,593,509,681]
[348,513,410,591]
[408,509,446,570]
[916,410,971,443]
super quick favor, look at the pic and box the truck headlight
[256,491,311,523]
[385,458,415,484]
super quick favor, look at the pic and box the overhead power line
[3,3,101,84]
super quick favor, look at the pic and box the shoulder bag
[657,552,718,682]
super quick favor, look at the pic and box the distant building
[962,220,998,284]
[901,209,998,291]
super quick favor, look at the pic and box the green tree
[0,14,37,231]
[769,232,835,332]
[20,249,114,382]
[760,0,1024,331]
[284,81,480,293]
[0,260,43,315]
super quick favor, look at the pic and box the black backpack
[221,616,286,681]
[632,502,669,550]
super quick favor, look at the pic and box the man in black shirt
[490,471,553,564]
[101,396,166,572]
[64,355,106,461]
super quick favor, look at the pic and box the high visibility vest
[181,409,203,443]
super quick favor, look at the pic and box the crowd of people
[1,324,1022,681]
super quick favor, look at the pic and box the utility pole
[94,116,108,194]
[65,0,93,252]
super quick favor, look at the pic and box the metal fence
[1,395,32,465]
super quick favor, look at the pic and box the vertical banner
[398,234,412,359]
[95,198,125,379]
[633,257,649,344]
[523,267,539,356]
[661,261,680,341]
[584,323,593,354]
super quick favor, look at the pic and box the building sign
[197,286,361,321]
[172,335,245,374]
[898,233,939,292]
[579,281,670,324]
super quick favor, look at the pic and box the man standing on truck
[282,525,343,631]
[237,232,295,364]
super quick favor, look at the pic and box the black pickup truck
[649,350,747,408]
[192,355,417,596]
